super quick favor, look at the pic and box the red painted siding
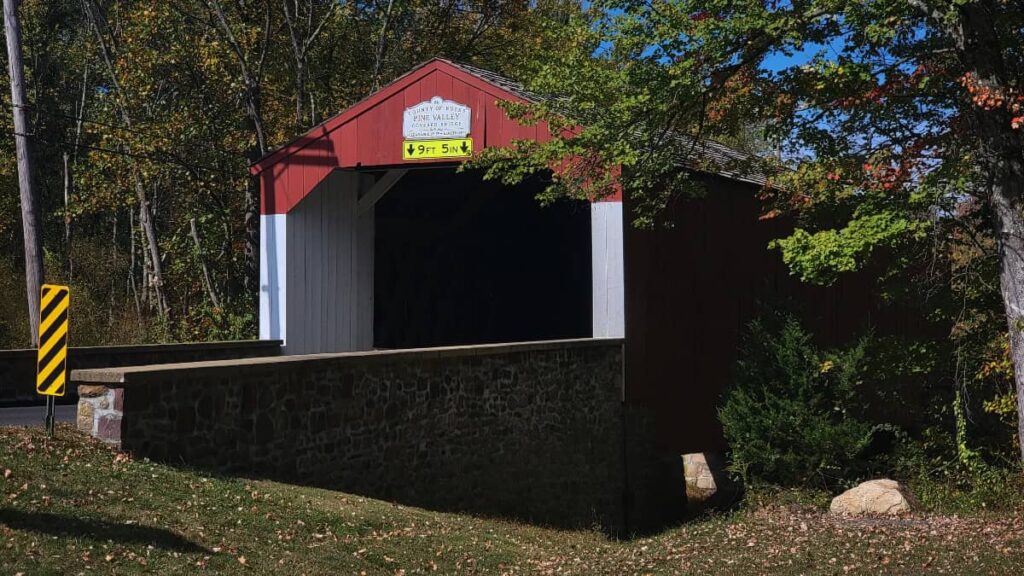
[254,60,555,215]
[623,175,935,454]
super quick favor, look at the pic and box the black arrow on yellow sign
[407,143,415,157]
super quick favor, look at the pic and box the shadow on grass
[0,509,210,553]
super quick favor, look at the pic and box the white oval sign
[403,96,471,140]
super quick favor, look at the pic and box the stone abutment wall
[73,339,679,534]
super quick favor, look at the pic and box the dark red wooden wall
[623,175,921,454]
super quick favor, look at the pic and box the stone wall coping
[0,339,282,359]
[71,338,624,386]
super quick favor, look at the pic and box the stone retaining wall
[0,340,281,405]
[73,339,681,534]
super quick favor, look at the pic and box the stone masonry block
[77,400,94,434]
[97,414,122,444]
[77,384,108,398]
[111,388,124,411]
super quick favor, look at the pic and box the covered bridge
[250,58,870,454]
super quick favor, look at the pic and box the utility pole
[3,0,44,345]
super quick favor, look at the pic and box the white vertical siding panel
[326,174,340,351]
[298,190,311,354]
[356,201,375,348]
[309,184,323,351]
[283,169,374,354]
[339,173,355,349]
[345,175,358,350]
[294,188,309,354]
[286,193,306,354]
[284,203,295,353]
[259,214,287,342]
[354,173,375,350]
[592,201,625,338]
[320,176,332,351]
[351,181,361,347]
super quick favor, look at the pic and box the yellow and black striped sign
[36,284,69,397]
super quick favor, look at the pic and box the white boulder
[830,479,917,516]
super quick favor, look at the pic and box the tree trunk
[242,87,265,308]
[134,173,168,316]
[3,0,44,346]
[244,159,259,303]
[203,0,268,305]
[371,0,395,91]
[955,2,1024,460]
[190,216,221,309]
[990,159,1024,459]
[128,208,142,324]
[83,0,169,318]
[63,152,72,283]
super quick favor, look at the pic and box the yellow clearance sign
[402,138,473,160]
[36,284,70,397]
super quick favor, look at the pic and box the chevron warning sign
[36,284,70,397]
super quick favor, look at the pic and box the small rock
[682,452,742,511]
[830,479,917,516]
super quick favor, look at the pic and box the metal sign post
[36,284,69,436]
[44,395,54,436]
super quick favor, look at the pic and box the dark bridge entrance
[374,168,591,349]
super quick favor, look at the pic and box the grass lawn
[0,425,1022,575]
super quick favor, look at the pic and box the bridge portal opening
[373,168,592,349]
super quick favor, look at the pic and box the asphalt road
[0,405,76,427]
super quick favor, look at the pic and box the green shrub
[720,317,880,489]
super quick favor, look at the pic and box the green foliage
[772,213,929,285]
[907,467,1024,513]
[150,303,256,344]
[720,314,1024,512]
[894,429,1024,513]
[720,318,878,489]
[0,259,31,349]
[43,239,148,347]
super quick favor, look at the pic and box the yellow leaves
[983,392,1016,419]
[975,336,1012,381]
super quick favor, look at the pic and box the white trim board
[591,201,625,338]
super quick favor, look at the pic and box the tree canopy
[472,0,1024,458]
